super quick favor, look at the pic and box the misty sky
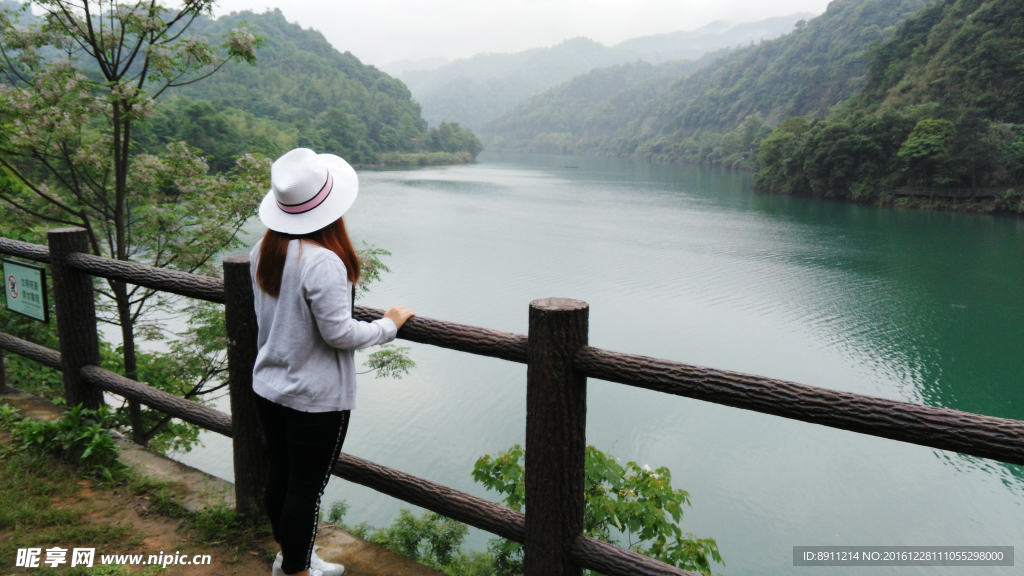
[213,0,833,67]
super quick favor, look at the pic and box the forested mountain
[483,56,725,153]
[484,0,930,165]
[756,0,1024,203]
[135,9,481,168]
[395,15,811,131]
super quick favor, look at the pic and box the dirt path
[1,427,275,575]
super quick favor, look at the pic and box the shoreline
[355,151,477,170]
[754,187,1024,217]
[484,147,1024,216]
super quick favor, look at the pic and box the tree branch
[0,189,81,226]
[151,58,231,99]
[0,157,87,222]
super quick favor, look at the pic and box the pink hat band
[276,172,333,214]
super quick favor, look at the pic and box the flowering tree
[0,0,267,446]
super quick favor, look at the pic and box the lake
[178,152,1024,575]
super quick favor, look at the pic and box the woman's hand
[384,306,415,330]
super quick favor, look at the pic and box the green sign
[4,259,49,323]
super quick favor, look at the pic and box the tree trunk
[114,280,146,446]
[111,103,146,445]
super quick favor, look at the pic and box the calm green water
[182,152,1024,575]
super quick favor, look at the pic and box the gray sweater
[250,240,397,412]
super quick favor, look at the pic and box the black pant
[255,394,350,575]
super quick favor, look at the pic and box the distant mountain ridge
[392,14,814,131]
[483,0,931,165]
[613,14,815,62]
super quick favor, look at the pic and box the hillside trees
[755,0,1024,204]
[142,9,483,167]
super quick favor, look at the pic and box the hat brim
[258,154,359,234]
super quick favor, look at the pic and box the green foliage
[329,505,494,576]
[472,445,525,511]
[897,118,956,185]
[328,445,722,576]
[352,243,417,380]
[864,0,1024,122]
[363,344,416,379]
[8,404,127,481]
[187,503,272,549]
[0,299,64,401]
[135,9,483,167]
[0,402,20,428]
[101,344,205,454]
[356,244,392,299]
[756,0,1024,204]
[326,499,350,525]
[425,122,485,157]
[474,445,723,575]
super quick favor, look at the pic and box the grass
[0,402,275,572]
[0,444,143,571]
[128,474,273,562]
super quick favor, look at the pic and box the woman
[251,148,415,576]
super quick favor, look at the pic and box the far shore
[356,151,477,169]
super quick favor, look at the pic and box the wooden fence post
[223,255,268,519]
[525,298,589,576]
[48,227,104,410]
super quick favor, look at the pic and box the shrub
[10,404,126,482]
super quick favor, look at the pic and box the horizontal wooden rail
[355,306,528,363]
[333,452,525,543]
[0,239,528,362]
[0,332,62,369]
[0,330,232,436]
[575,346,1024,466]
[0,238,226,303]
[570,535,698,576]
[0,237,50,263]
[332,453,697,576]
[79,365,233,437]
[65,253,226,304]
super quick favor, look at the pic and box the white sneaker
[272,550,343,576]
[311,547,345,576]
[272,545,344,573]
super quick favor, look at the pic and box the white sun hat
[258,148,359,235]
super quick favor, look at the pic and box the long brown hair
[256,217,361,297]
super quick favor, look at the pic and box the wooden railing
[2,227,1024,576]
